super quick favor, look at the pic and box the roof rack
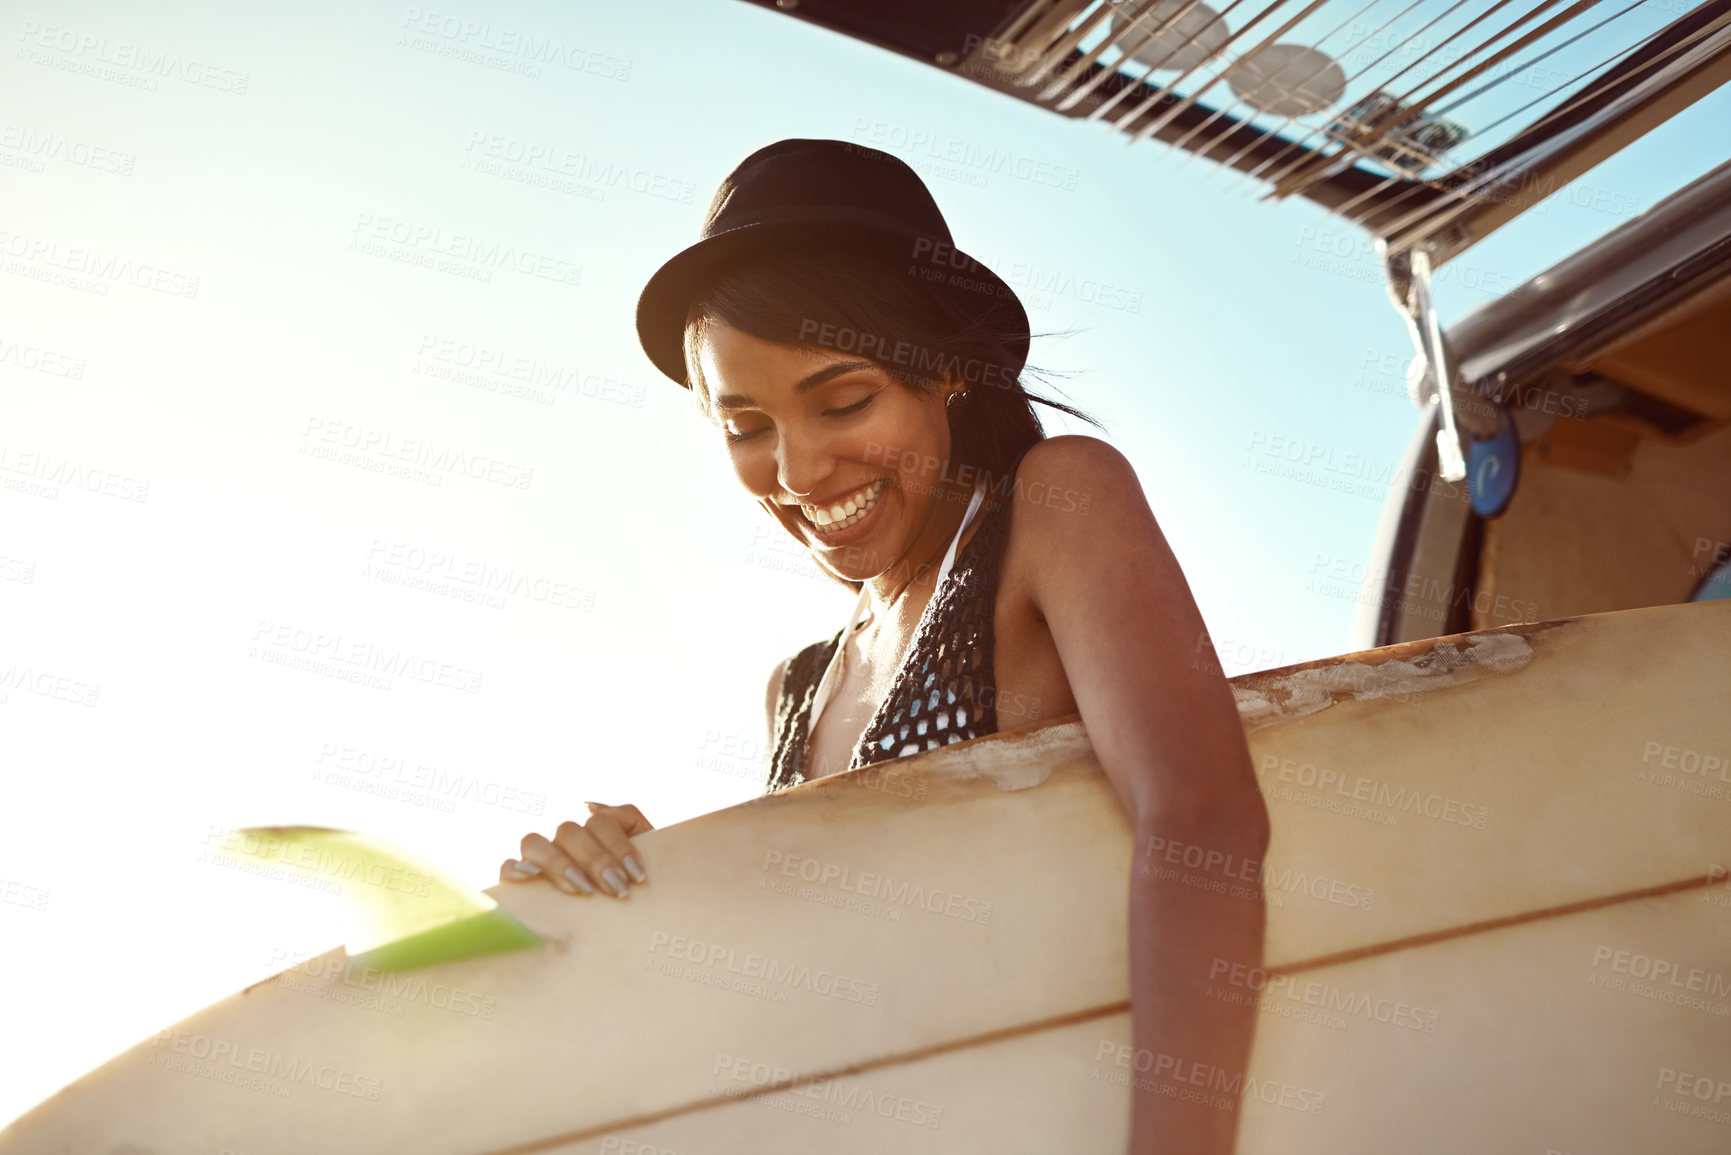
[750,0,1731,265]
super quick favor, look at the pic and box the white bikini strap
[804,584,870,735]
[935,480,988,590]
[805,480,987,739]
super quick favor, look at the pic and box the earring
[946,390,967,411]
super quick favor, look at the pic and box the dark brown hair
[680,241,1098,493]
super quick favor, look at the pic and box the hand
[499,801,653,900]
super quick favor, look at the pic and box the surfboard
[4,600,1728,1153]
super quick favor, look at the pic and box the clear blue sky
[2,0,1725,1126]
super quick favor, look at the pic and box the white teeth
[805,479,886,535]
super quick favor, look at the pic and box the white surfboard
[4,601,1727,1153]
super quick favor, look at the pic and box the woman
[499,139,1270,1153]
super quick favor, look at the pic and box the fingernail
[623,854,647,884]
[602,867,630,899]
[563,867,595,895]
[509,860,541,877]
[583,800,605,811]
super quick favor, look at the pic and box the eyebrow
[713,360,878,411]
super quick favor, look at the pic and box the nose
[775,429,834,500]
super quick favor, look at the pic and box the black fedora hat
[635,137,1031,389]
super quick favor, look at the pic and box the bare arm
[1015,436,1269,1154]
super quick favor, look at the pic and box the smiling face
[696,320,969,585]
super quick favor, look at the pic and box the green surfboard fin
[219,826,540,972]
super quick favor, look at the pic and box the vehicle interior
[1367,157,1731,644]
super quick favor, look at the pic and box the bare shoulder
[1005,435,1182,605]
[1018,433,1138,481]
[1009,434,1157,534]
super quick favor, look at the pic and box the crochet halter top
[764,469,1019,793]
